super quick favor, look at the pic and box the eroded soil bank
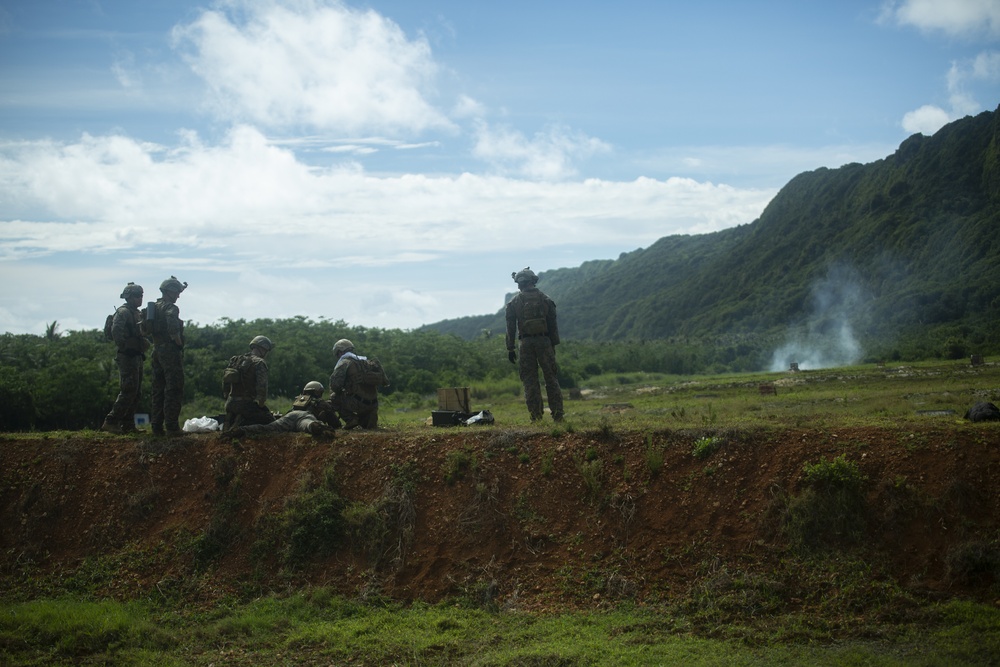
[2,424,998,608]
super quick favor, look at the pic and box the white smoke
[768,266,867,371]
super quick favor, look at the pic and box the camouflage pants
[105,352,144,428]
[241,410,317,435]
[333,394,379,429]
[151,343,184,432]
[224,396,275,430]
[518,336,564,421]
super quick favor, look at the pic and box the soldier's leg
[242,412,296,435]
[120,355,144,431]
[150,351,165,434]
[162,348,185,433]
[360,405,379,429]
[538,343,564,421]
[518,341,544,420]
[104,353,137,432]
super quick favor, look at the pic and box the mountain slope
[426,106,1000,346]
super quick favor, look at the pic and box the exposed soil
[2,423,999,608]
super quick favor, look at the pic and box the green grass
[2,593,997,665]
[143,358,1000,436]
[362,359,1000,433]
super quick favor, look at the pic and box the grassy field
[365,358,1000,432]
[3,592,999,665]
[2,359,999,665]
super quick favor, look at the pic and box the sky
[1,0,998,337]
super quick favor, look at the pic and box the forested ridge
[425,106,1000,353]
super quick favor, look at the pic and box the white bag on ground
[182,416,221,433]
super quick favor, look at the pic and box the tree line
[1,314,985,432]
[0,316,747,432]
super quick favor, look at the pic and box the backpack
[222,353,257,395]
[103,309,116,342]
[292,394,314,410]
[519,290,548,336]
[144,301,167,337]
[359,357,389,387]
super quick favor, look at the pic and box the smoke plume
[768,266,868,371]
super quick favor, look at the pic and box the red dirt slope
[1,424,998,606]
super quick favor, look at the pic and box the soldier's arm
[255,361,269,406]
[547,299,560,346]
[166,306,184,347]
[330,362,348,394]
[504,300,519,350]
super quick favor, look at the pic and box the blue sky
[1,0,998,336]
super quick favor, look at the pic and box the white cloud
[452,94,486,119]
[472,122,612,181]
[0,130,773,264]
[111,52,142,91]
[170,0,454,135]
[901,104,953,134]
[901,49,999,134]
[636,143,897,188]
[881,0,1000,38]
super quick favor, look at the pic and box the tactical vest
[519,290,548,336]
[223,353,258,398]
[148,300,170,342]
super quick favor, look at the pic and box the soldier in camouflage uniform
[101,282,150,434]
[223,335,276,431]
[329,338,389,429]
[222,381,337,439]
[505,267,564,422]
[149,276,187,436]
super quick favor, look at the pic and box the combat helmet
[332,338,354,355]
[159,276,188,294]
[302,381,324,397]
[120,282,143,299]
[512,267,538,285]
[249,335,274,352]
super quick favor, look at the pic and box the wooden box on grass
[437,387,471,413]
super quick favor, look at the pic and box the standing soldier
[101,282,149,433]
[222,335,275,430]
[149,276,187,436]
[505,267,564,422]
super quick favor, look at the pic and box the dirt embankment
[1,425,998,606]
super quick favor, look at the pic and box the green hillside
[424,106,1000,361]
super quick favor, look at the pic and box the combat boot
[308,421,335,440]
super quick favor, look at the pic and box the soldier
[223,335,275,430]
[291,380,341,428]
[149,276,187,436]
[101,282,149,434]
[329,338,389,429]
[505,267,564,422]
[222,381,336,439]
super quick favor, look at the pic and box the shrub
[644,434,664,476]
[946,540,1000,586]
[442,449,477,485]
[784,454,867,552]
[692,436,722,460]
[280,468,347,565]
[574,455,604,505]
